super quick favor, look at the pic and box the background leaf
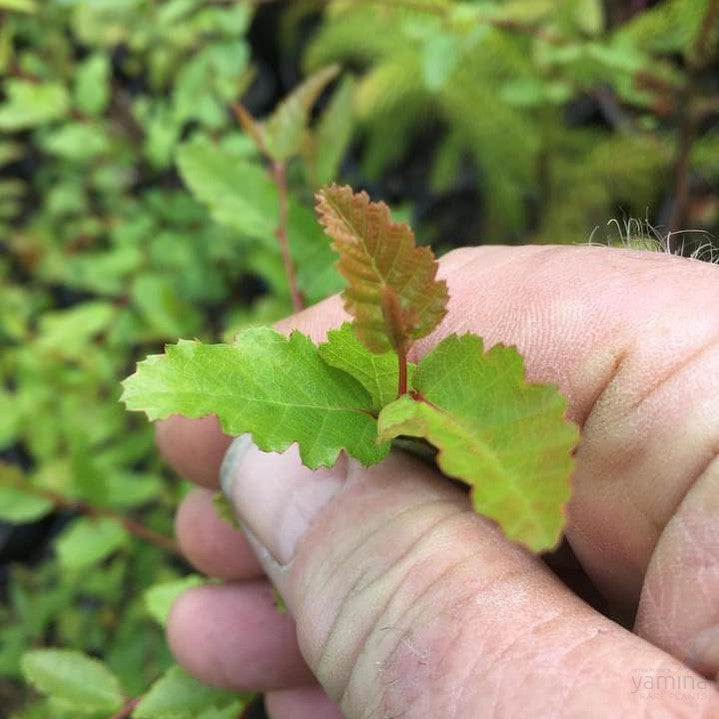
[264,64,340,162]
[0,485,52,524]
[55,517,128,571]
[21,649,124,713]
[422,33,460,91]
[175,136,275,243]
[122,327,390,467]
[377,334,578,552]
[73,53,111,115]
[309,74,355,186]
[144,576,206,627]
[134,665,246,719]
[0,81,69,130]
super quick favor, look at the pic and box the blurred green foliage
[305,0,718,243]
[0,0,717,716]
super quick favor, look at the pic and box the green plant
[123,185,579,552]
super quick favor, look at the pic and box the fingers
[160,245,719,667]
[219,440,719,718]
[417,246,719,614]
[167,582,315,691]
[264,685,343,719]
[156,415,231,489]
[635,463,719,679]
[175,488,263,580]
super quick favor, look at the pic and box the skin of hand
[156,245,719,719]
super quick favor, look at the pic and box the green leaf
[264,64,340,162]
[36,301,115,355]
[319,323,415,410]
[41,122,110,162]
[134,665,246,719]
[55,517,128,571]
[311,74,355,186]
[0,484,52,524]
[0,81,69,130]
[21,649,124,713]
[73,53,110,115]
[131,273,200,338]
[176,136,276,243]
[574,0,604,35]
[422,33,459,91]
[316,185,448,354]
[144,576,206,626]
[122,327,390,468]
[377,335,578,552]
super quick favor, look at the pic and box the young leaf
[316,184,448,354]
[377,335,578,552]
[134,665,247,719]
[21,649,124,713]
[318,322,415,409]
[122,327,390,468]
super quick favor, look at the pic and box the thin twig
[3,469,181,556]
[397,346,408,396]
[232,103,304,311]
[271,161,304,313]
[691,0,719,68]
[108,697,141,719]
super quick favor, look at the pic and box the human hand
[157,245,719,718]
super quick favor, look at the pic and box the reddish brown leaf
[315,184,448,354]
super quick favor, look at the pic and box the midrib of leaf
[325,193,422,335]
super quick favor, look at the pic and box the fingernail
[686,625,719,679]
[220,436,347,566]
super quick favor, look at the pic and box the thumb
[221,437,719,718]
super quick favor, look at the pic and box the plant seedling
[122,185,579,552]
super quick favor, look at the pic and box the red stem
[397,346,408,396]
[108,697,141,719]
[3,469,181,556]
[692,0,719,67]
[271,161,304,313]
